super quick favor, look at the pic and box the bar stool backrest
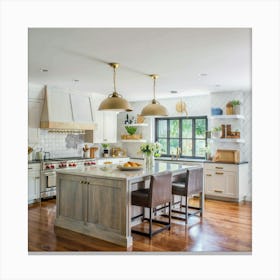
[186,167,203,196]
[149,171,172,208]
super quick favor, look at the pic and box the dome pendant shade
[140,75,168,117]
[141,99,168,116]
[98,63,133,112]
[98,92,133,111]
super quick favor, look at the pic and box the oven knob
[91,162,95,165]
[51,165,55,169]
[73,163,77,167]
[46,165,50,169]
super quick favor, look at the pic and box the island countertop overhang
[56,161,191,181]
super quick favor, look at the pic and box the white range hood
[40,86,95,130]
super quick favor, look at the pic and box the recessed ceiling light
[170,90,178,94]
[215,84,221,87]
[40,68,48,72]
[199,73,208,77]
[73,79,79,82]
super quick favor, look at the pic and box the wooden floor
[28,198,252,253]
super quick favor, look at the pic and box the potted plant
[212,126,222,138]
[231,99,241,115]
[101,143,110,158]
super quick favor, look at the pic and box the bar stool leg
[185,197,189,224]
[168,202,171,229]
[149,207,152,238]
[199,191,203,217]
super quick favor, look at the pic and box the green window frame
[155,116,208,159]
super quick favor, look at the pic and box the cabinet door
[28,172,40,201]
[57,174,85,221]
[87,177,122,232]
[28,99,43,143]
[70,94,93,123]
[48,92,73,122]
[103,111,117,143]
[205,169,225,196]
[204,169,237,198]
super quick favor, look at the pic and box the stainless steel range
[40,157,96,199]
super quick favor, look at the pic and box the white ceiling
[28,28,251,101]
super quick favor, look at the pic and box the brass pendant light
[140,74,168,117]
[98,63,133,112]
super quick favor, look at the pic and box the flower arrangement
[139,142,162,157]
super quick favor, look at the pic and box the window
[155,116,208,159]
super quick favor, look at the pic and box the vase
[233,105,241,115]
[143,154,155,169]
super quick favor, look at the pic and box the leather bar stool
[131,171,172,238]
[171,167,203,224]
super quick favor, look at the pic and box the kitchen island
[55,162,200,247]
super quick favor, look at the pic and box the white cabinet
[85,94,118,143]
[28,99,43,144]
[204,163,248,202]
[28,163,41,203]
[103,111,117,142]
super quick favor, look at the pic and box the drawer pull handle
[214,189,223,193]
[215,172,224,175]
[206,174,212,176]
[28,168,32,170]
[215,167,223,169]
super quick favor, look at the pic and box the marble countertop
[56,161,193,180]
[131,157,248,165]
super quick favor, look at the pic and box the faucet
[176,147,181,160]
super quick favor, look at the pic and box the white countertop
[56,161,192,180]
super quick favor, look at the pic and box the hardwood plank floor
[28,198,252,253]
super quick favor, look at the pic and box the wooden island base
[55,162,198,247]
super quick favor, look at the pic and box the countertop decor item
[226,102,233,115]
[139,142,162,169]
[140,74,168,117]
[231,99,241,114]
[98,63,133,112]
[211,107,223,115]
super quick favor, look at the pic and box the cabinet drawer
[28,163,41,171]
[204,169,238,198]
[204,163,237,172]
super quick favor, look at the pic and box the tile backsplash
[36,130,85,158]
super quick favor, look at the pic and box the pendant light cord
[153,76,156,100]
[113,66,117,92]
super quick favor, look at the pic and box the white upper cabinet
[103,111,117,143]
[28,99,43,144]
[85,94,117,143]
[70,94,93,123]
